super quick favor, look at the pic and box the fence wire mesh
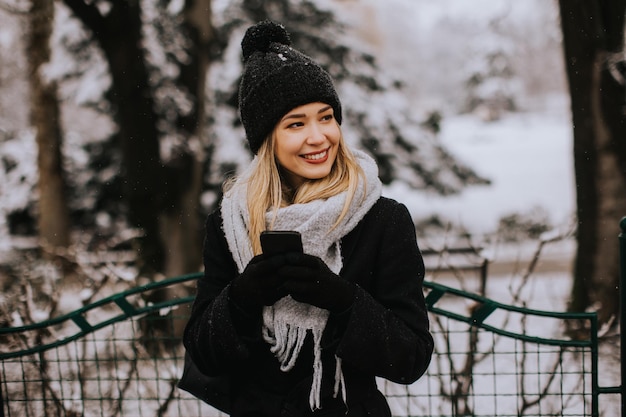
[382,318,593,417]
[0,274,602,417]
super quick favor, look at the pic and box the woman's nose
[306,122,325,144]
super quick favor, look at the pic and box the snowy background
[389,106,573,236]
[0,0,580,327]
[338,0,575,252]
[0,0,573,250]
[0,1,579,310]
[2,1,622,415]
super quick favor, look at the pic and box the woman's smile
[301,148,330,163]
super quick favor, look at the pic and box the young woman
[183,20,433,417]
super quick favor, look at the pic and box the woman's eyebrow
[318,105,332,114]
[281,106,333,122]
[282,113,305,121]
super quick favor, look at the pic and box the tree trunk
[62,0,217,280]
[28,0,71,254]
[153,0,216,342]
[559,0,626,325]
[101,1,165,275]
[63,0,166,274]
[160,0,215,279]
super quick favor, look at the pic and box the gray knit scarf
[221,149,382,410]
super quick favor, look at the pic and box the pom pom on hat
[238,21,342,154]
[241,21,291,62]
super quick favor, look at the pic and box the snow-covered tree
[57,0,217,277]
[460,19,522,121]
[2,0,489,279]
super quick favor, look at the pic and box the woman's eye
[287,122,303,129]
[321,114,333,121]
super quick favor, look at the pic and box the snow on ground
[386,105,575,237]
[383,98,578,309]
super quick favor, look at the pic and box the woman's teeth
[303,150,327,160]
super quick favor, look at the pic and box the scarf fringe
[334,356,346,401]
[262,298,346,410]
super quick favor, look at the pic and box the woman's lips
[301,149,329,163]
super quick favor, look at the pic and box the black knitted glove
[279,253,355,313]
[230,254,289,313]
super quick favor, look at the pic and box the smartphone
[260,230,303,256]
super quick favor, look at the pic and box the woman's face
[273,102,341,188]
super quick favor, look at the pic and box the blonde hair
[240,126,364,255]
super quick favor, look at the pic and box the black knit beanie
[238,21,342,154]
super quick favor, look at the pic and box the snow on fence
[0,220,624,417]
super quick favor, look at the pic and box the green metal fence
[0,219,624,416]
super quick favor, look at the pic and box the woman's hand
[230,254,290,313]
[279,254,355,313]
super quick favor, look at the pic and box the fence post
[619,217,626,417]
[0,369,4,417]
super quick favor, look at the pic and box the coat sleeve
[335,199,434,384]
[182,210,258,376]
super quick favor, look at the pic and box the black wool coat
[183,197,434,417]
